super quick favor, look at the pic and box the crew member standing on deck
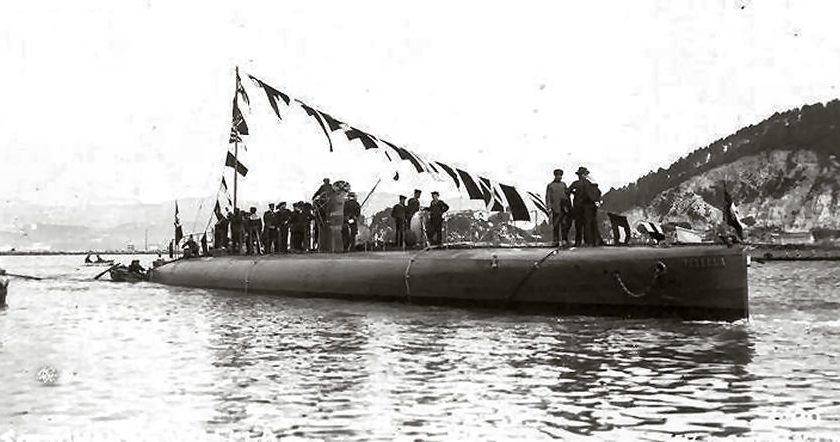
[342,192,361,252]
[247,206,263,255]
[263,203,278,254]
[312,178,334,249]
[406,189,422,222]
[545,169,572,247]
[214,210,230,251]
[568,167,600,247]
[424,191,449,246]
[229,209,243,254]
[276,202,291,253]
[301,202,314,251]
[391,195,407,248]
[290,202,307,251]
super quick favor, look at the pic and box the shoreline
[749,244,840,261]
[0,251,162,256]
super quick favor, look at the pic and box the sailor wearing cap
[391,195,408,248]
[425,191,449,246]
[342,192,362,252]
[407,189,422,221]
[568,166,602,246]
[546,168,572,247]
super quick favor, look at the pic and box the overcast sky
[2,0,839,209]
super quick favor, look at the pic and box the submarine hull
[149,246,749,320]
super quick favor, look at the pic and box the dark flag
[527,191,550,217]
[382,140,424,173]
[344,127,379,150]
[500,184,530,221]
[250,75,289,120]
[608,212,631,245]
[231,97,249,136]
[723,184,744,240]
[637,222,665,242]
[456,168,484,200]
[479,177,504,210]
[320,112,347,132]
[435,162,461,188]
[225,151,249,177]
[235,67,250,107]
[213,200,223,220]
[220,177,233,207]
[174,201,183,245]
[298,101,334,151]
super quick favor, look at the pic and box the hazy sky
[2,0,839,209]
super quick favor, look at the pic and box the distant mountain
[602,100,840,237]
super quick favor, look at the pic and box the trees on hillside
[602,99,840,213]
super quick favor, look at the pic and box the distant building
[770,231,814,245]
[126,244,136,252]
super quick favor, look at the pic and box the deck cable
[403,245,442,303]
[507,248,560,303]
[613,261,668,298]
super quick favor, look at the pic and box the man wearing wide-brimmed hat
[568,166,602,246]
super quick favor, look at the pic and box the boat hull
[149,246,749,320]
[109,268,147,283]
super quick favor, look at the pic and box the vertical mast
[233,141,239,212]
[233,66,240,212]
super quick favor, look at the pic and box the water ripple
[1,256,839,439]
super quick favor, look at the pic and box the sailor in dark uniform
[246,206,263,255]
[214,211,230,251]
[567,167,601,247]
[276,202,291,253]
[229,209,243,254]
[183,235,200,258]
[406,189,422,222]
[290,202,308,252]
[312,178,334,249]
[342,192,362,252]
[263,203,277,254]
[425,191,449,246]
[391,195,407,248]
[301,202,314,251]
[200,233,208,256]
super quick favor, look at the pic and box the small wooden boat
[149,245,749,320]
[83,261,116,266]
[109,267,148,283]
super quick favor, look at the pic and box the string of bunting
[243,72,537,221]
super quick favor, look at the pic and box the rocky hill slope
[602,100,840,236]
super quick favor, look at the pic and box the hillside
[602,100,840,235]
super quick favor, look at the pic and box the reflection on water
[1,256,839,439]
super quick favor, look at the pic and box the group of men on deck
[201,167,597,255]
[389,189,449,247]
[545,166,603,247]
[212,200,317,255]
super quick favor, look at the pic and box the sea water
[1,255,839,440]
